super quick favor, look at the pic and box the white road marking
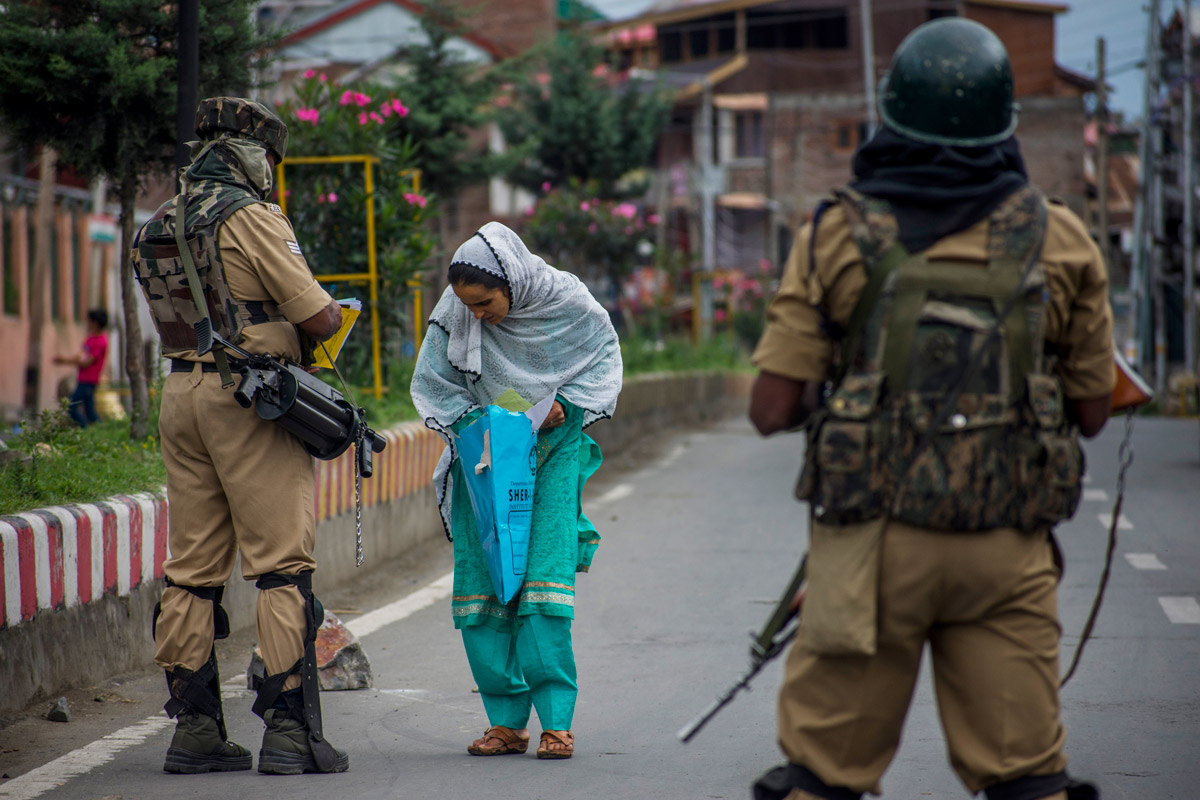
[587,483,633,509]
[345,572,453,639]
[1159,597,1200,624]
[0,716,172,800]
[1125,553,1167,570]
[1098,512,1134,530]
[1083,488,1109,502]
[658,443,688,469]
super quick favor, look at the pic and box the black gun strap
[172,188,235,387]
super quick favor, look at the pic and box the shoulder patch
[286,240,303,256]
[266,203,283,214]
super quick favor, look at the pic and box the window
[660,29,683,62]
[689,27,710,59]
[746,6,848,51]
[927,2,957,21]
[715,12,736,53]
[736,111,766,159]
[830,119,867,154]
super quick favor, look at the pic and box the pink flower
[580,201,590,211]
[327,193,338,203]
[612,202,637,219]
[369,111,384,124]
[541,181,551,192]
[404,192,428,208]
[535,73,551,86]
[524,205,536,216]
[304,68,316,79]
[592,63,609,78]
[295,107,320,124]
[714,309,727,322]
[624,226,633,235]
[316,195,325,204]
[494,95,512,108]
[713,278,725,290]
[391,99,409,117]
[647,213,661,224]
[354,92,371,107]
[587,223,598,233]
[358,112,369,125]
[319,73,327,82]
[339,90,354,106]
[284,189,291,198]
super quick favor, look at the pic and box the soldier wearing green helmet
[749,17,1110,800]
[133,96,348,776]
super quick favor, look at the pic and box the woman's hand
[540,401,564,429]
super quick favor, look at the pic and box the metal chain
[354,434,364,568]
[1061,407,1136,687]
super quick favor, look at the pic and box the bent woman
[410,221,622,760]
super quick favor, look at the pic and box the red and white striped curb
[0,422,446,630]
[0,493,168,630]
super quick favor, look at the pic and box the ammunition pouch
[250,571,341,773]
[233,355,386,471]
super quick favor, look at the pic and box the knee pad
[151,578,230,642]
[984,772,1073,800]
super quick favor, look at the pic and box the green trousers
[460,613,577,731]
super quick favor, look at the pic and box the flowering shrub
[276,72,434,385]
[519,179,657,293]
[716,259,775,350]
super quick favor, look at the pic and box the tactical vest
[132,180,288,354]
[796,185,1083,533]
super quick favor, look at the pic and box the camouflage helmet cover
[878,18,1018,147]
[194,96,288,161]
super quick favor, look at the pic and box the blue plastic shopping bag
[455,393,556,603]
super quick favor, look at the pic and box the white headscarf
[412,221,622,432]
[410,222,623,534]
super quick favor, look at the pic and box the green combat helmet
[194,96,288,162]
[878,18,1017,147]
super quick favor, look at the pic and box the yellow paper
[312,299,361,369]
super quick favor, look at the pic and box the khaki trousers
[154,367,317,692]
[778,521,1067,796]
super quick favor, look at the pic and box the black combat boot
[258,707,349,775]
[163,710,252,774]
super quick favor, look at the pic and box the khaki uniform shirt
[753,199,1115,400]
[167,202,333,363]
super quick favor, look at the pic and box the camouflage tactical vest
[132,179,288,353]
[796,185,1083,533]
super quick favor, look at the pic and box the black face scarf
[849,125,1029,253]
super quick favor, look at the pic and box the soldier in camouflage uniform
[748,20,1111,800]
[132,97,348,775]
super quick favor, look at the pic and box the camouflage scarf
[182,136,274,202]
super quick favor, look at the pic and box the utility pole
[176,0,199,188]
[1184,0,1196,379]
[1131,0,1162,375]
[695,78,716,342]
[860,0,877,136]
[1096,38,1111,271]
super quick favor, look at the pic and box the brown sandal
[467,725,530,756]
[536,729,574,759]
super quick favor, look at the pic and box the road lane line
[346,571,453,639]
[586,483,633,509]
[1083,488,1109,502]
[0,716,172,800]
[658,444,687,468]
[1098,512,1134,530]
[1159,597,1200,624]
[1125,553,1167,570]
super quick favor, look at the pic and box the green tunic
[449,398,603,632]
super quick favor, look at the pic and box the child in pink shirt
[55,308,109,427]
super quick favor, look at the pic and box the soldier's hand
[789,586,806,615]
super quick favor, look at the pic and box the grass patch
[620,333,750,375]
[0,406,167,517]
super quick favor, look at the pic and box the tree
[0,0,274,438]
[387,1,508,204]
[497,30,672,198]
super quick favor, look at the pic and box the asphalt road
[1,413,1197,799]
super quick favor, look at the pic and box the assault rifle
[678,554,807,743]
